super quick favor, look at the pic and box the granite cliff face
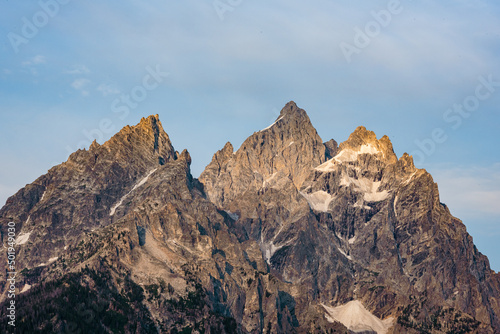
[1,103,499,333]
[200,101,332,207]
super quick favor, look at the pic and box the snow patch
[341,174,389,202]
[168,239,194,254]
[288,141,294,146]
[36,257,59,268]
[364,190,389,202]
[263,242,282,265]
[393,194,398,217]
[315,144,380,172]
[265,173,278,182]
[337,247,352,260]
[353,203,372,210]
[315,159,337,173]
[334,149,358,162]
[348,236,357,244]
[40,190,47,202]
[340,174,378,192]
[16,231,31,245]
[132,169,157,191]
[335,144,379,163]
[261,223,294,265]
[262,172,278,188]
[322,300,394,334]
[225,211,239,221]
[110,168,157,216]
[20,284,31,294]
[300,190,335,212]
[402,170,418,185]
[358,144,380,155]
[260,115,284,132]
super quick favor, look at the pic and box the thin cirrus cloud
[97,83,121,97]
[433,164,500,219]
[37,1,496,105]
[21,55,46,66]
[65,65,90,75]
[71,78,91,96]
[432,163,500,270]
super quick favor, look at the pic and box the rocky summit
[1,102,499,333]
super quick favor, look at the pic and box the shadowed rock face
[1,102,499,333]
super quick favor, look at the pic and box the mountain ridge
[1,102,499,333]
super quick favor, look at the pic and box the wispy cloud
[97,83,120,96]
[71,78,91,96]
[22,55,46,66]
[65,65,90,75]
[432,163,500,218]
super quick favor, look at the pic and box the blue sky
[1,0,499,270]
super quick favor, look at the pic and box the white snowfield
[260,222,296,265]
[337,247,352,260]
[300,174,388,213]
[260,115,284,132]
[316,144,380,172]
[322,300,394,334]
[300,190,335,212]
[340,173,389,203]
[353,202,372,210]
[263,242,281,265]
[313,144,390,204]
[110,168,158,216]
[16,231,32,245]
[37,256,58,268]
[20,284,31,294]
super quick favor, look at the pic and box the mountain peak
[3,102,500,333]
[279,100,299,116]
[200,101,327,206]
[89,139,100,151]
[336,126,397,164]
[138,114,160,127]
[134,114,165,139]
[258,101,308,133]
[66,114,177,171]
[342,126,378,148]
[278,100,309,121]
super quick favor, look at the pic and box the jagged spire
[336,126,398,164]
[200,101,328,206]
[102,114,176,166]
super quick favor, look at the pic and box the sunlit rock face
[1,102,499,333]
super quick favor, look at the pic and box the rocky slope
[200,101,333,207]
[1,103,499,333]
